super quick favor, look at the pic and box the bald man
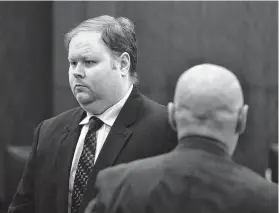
[85,64,278,213]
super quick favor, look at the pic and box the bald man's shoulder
[93,154,168,212]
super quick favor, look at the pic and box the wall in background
[53,1,278,175]
[0,1,277,209]
[0,1,52,205]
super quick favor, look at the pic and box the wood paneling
[52,1,278,175]
[0,1,52,204]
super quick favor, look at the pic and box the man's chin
[75,95,106,115]
[76,94,94,106]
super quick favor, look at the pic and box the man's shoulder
[140,93,167,113]
[135,93,170,127]
[97,154,168,190]
[45,107,83,122]
[197,153,277,191]
[41,107,84,129]
[234,165,278,211]
[235,163,278,195]
[95,153,179,209]
[98,154,163,177]
[205,158,278,208]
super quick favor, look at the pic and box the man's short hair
[64,15,138,84]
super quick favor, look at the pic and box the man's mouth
[75,84,86,88]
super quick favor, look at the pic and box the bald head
[168,64,248,155]
[175,63,244,115]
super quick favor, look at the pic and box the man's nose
[72,63,85,78]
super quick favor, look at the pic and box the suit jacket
[91,136,278,213]
[8,87,177,213]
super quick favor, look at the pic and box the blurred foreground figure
[86,64,278,213]
[8,15,177,213]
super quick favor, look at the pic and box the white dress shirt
[68,85,133,212]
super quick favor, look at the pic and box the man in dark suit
[8,15,177,213]
[86,63,278,213]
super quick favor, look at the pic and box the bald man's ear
[235,104,249,134]
[168,102,177,132]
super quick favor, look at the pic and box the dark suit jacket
[8,87,177,213]
[91,136,278,213]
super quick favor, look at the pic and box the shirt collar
[79,85,133,127]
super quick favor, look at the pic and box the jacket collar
[177,135,230,157]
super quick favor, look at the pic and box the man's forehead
[71,31,102,41]
[68,44,95,57]
[68,32,106,58]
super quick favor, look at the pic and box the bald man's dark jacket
[8,87,177,213]
[91,136,278,213]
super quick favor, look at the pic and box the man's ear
[168,102,177,132]
[235,104,249,134]
[119,52,130,76]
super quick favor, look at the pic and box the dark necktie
[71,117,103,213]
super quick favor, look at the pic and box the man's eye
[84,60,96,65]
[70,61,77,66]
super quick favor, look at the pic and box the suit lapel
[79,87,143,212]
[94,86,142,172]
[53,107,85,213]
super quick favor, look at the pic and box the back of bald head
[169,63,248,153]
[175,63,243,115]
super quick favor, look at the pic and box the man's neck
[84,84,133,116]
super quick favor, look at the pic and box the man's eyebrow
[68,57,76,61]
[82,52,97,57]
[68,55,97,61]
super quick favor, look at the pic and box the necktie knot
[89,117,103,132]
